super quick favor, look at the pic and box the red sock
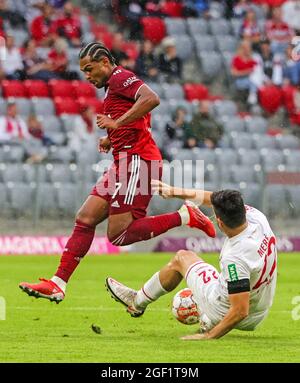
[55,220,95,282]
[111,212,181,246]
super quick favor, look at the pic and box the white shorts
[185,261,222,330]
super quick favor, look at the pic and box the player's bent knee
[75,211,97,227]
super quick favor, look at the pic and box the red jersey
[30,15,56,43]
[232,55,257,72]
[103,66,162,161]
[266,20,293,42]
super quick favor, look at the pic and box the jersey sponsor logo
[123,76,139,87]
[228,264,239,282]
[111,200,120,208]
[113,69,122,75]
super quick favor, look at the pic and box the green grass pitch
[0,253,300,363]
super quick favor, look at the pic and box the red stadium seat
[141,17,166,44]
[24,80,49,97]
[282,85,296,114]
[183,83,209,101]
[258,85,282,114]
[121,41,139,60]
[49,80,75,98]
[160,1,184,17]
[54,97,79,114]
[92,24,109,36]
[72,81,96,98]
[1,80,27,98]
[77,97,104,114]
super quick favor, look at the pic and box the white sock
[135,272,168,309]
[177,204,189,225]
[51,276,67,293]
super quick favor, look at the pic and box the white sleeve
[222,254,251,283]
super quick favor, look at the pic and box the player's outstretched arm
[181,291,250,340]
[151,180,213,207]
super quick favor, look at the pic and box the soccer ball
[172,288,199,325]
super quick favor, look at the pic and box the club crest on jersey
[123,76,139,87]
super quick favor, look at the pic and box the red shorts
[90,154,163,219]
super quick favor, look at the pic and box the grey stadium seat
[209,19,231,36]
[244,116,268,134]
[152,100,171,118]
[0,183,8,209]
[48,146,74,163]
[32,98,55,116]
[286,185,300,217]
[38,115,63,133]
[192,148,216,165]
[231,18,243,36]
[252,134,276,150]
[284,149,300,167]
[151,114,170,131]
[169,100,193,116]
[1,144,25,162]
[187,18,209,35]
[275,135,300,150]
[230,165,259,184]
[80,15,91,34]
[215,148,239,167]
[213,100,238,117]
[7,97,32,117]
[7,29,29,47]
[47,132,67,146]
[174,35,194,60]
[56,183,78,214]
[230,132,253,150]
[47,163,78,183]
[0,98,6,114]
[148,195,183,216]
[165,18,187,36]
[260,149,284,171]
[146,83,165,99]
[215,35,238,53]
[240,182,262,209]
[36,183,58,214]
[162,83,184,100]
[194,35,217,52]
[9,182,36,214]
[222,116,245,133]
[238,149,261,167]
[60,114,80,132]
[0,163,25,183]
[198,52,222,81]
[264,184,289,217]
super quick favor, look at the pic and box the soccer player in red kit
[19,43,216,303]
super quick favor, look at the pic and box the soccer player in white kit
[106,181,277,340]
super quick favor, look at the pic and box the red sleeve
[30,17,43,41]
[110,70,145,100]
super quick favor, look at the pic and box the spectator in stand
[283,43,300,85]
[240,9,262,48]
[233,0,255,19]
[27,115,55,147]
[22,39,59,81]
[0,0,26,28]
[0,35,25,80]
[186,101,223,149]
[231,39,259,105]
[13,1,46,24]
[110,32,129,66]
[183,0,209,17]
[165,107,189,142]
[47,37,79,80]
[135,39,159,81]
[55,1,82,47]
[282,0,300,33]
[48,0,67,9]
[257,39,283,85]
[121,1,145,40]
[30,2,57,46]
[158,37,182,82]
[68,105,97,153]
[0,100,30,142]
[266,7,294,56]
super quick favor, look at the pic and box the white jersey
[187,206,277,331]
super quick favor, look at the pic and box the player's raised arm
[151,180,213,207]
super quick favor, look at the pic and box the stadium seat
[240,182,262,209]
[121,41,139,60]
[230,165,259,183]
[198,52,223,82]
[1,144,25,162]
[284,149,300,167]
[0,183,8,209]
[49,80,75,98]
[32,98,55,116]
[60,114,80,132]
[2,81,27,98]
[260,149,285,171]
[264,184,289,218]
[56,183,78,215]
[165,18,187,36]
[238,149,261,167]
[244,116,268,134]
[209,19,231,36]
[187,18,208,35]
[230,131,252,150]
[222,116,245,133]
[215,148,239,167]
[47,163,77,183]
[194,35,217,52]
[10,98,32,117]
[148,195,183,215]
[281,85,296,114]
[258,85,282,114]
[162,84,184,100]
[183,84,209,102]
[0,98,6,114]
[275,135,300,150]
[36,183,58,214]
[77,97,104,113]
[152,100,171,118]
[141,17,166,44]
[174,35,193,60]
[146,82,165,99]
[24,80,49,98]
[54,97,79,115]
[8,29,29,47]
[160,2,183,17]
[9,182,36,214]
[48,146,74,163]
[213,100,237,117]
[231,18,243,36]
[38,115,63,133]
[0,163,25,183]
[252,134,276,150]
[169,99,193,116]
[286,185,300,217]
[68,48,81,66]
[192,148,216,165]
[215,35,238,53]
[72,81,96,98]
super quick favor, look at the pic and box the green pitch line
[0,253,300,363]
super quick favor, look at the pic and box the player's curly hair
[79,42,116,64]
[211,190,246,229]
